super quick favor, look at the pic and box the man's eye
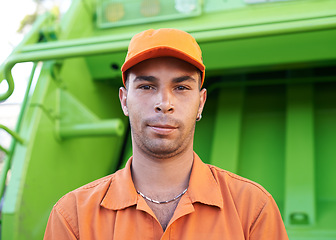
[176,86,188,90]
[139,85,152,90]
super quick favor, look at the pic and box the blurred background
[0,0,71,166]
[0,0,335,239]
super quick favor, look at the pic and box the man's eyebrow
[133,75,197,84]
[133,76,157,82]
[172,76,197,83]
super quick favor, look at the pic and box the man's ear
[198,88,207,117]
[119,87,129,116]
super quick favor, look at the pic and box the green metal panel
[235,84,287,205]
[85,25,336,81]
[1,59,127,239]
[285,84,315,226]
[209,87,245,173]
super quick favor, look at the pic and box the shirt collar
[101,152,223,210]
[101,157,138,210]
[187,152,223,209]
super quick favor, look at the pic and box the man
[44,28,288,239]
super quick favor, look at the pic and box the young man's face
[119,57,207,159]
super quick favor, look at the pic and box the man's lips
[148,124,177,135]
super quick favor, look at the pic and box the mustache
[144,116,182,127]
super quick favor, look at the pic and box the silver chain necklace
[137,188,188,204]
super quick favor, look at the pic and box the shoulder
[46,172,124,238]
[207,164,271,205]
[206,164,275,225]
[53,173,116,215]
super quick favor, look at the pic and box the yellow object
[105,2,124,22]
[141,0,160,17]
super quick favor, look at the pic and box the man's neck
[131,147,194,199]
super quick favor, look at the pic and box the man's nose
[155,89,174,114]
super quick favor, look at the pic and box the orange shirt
[44,153,288,240]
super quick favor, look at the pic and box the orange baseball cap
[121,28,205,86]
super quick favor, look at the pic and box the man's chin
[142,143,184,159]
[132,131,193,159]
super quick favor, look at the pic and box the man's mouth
[148,124,177,135]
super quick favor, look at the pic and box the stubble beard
[130,120,196,159]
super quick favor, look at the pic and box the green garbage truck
[0,0,336,239]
